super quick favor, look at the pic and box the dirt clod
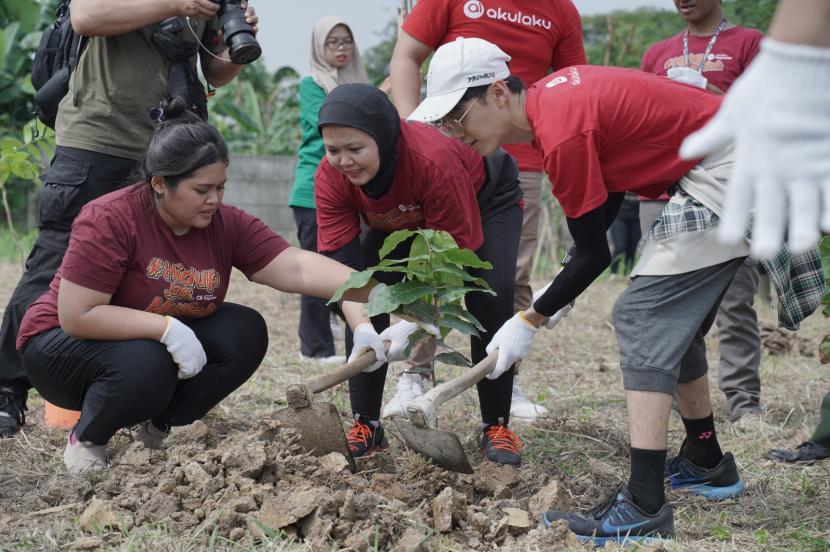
[69,536,102,551]
[529,479,572,514]
[502,507,532,535]
[79,496,118,533]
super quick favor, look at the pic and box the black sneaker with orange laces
[347,415,389,458]
[481,422,523,466]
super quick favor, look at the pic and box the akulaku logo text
[462,0,552,30]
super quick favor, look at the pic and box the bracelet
[517,310,541,329]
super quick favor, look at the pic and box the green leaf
[401,299,437,325]
[406,232,431,278]
[429,230,459,253]
[403,329,434,359]
[440,303,485,331]
[378,230,415,260]
[443,248,492,269]
[328,270,376,304]
[433,265,490,288]
[438,314,480,337]
[366,280,434,317]
[752,529,769,545]
[820,334,830,364]
[820,236,830,280]
[437,286,495,303]
[435,351,472,368]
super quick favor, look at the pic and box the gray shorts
[612,258,744,394]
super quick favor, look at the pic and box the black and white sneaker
[0,387,26,437]
[543,483,674,545]
[346,416,388,457]
[665,440,745,500]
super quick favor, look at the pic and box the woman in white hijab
[289,17,369,362]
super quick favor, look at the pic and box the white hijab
[310,16,369,94]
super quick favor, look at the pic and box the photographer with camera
[0,0,259,437]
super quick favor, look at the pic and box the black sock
[628,447,667,514]
[681,413,723,468]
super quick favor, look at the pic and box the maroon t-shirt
[17,183,289,349]
[315,122,487,252]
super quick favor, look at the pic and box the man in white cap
[408,37,822,544]
[386,0,587,423]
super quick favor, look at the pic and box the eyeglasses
[434,98,478,137]
[325,38,354,50]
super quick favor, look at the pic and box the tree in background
[0,0,57,235]
[209,60,301,156]
[582,0,779,68]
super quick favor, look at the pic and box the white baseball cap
[407,37,511,124]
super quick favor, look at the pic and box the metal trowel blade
[393,418,473,474]
[272,401,356,472]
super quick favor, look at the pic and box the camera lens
[216,0,261,65]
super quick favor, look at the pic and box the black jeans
[0,146,136,398]
[347,204,523,424]
[292,206,340,357]
[609,196,641,275]
[21,303,267,444]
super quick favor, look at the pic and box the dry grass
[0,262,828,551]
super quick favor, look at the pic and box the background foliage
[0,0,779,231]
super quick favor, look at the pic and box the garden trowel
[273,344,389,473]
[393,351,498,474]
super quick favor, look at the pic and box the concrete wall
[223,155,299,243]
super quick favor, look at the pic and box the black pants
[292,207,340,357]
[0,146,136,398]
[609,196,641,275]
[21,303,267,444]
[347,204,523,424]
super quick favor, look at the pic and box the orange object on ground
[43,401,80,429]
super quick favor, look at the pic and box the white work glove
[484,313,538,380]
[680,38,830,259]
[349,322,388,372]
[379,319,440,362]
[667,66,708,89]
[160,316,207,379]
[531,282,573,330]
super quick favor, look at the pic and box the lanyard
[683,19,727,73]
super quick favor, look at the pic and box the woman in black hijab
[314,84,526,466]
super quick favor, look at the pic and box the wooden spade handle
[307,341,390,394]
[285,342,391,409]
[422,351,498,407]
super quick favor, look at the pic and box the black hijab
[318,84,400,199]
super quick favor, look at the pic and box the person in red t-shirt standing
[16,98,417,474]
[314,84,525,466]
[639,0,766,428]
[389,0,588,422]
[409,37,759,543]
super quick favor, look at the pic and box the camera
[214,0,261,65]
[153,17,208,120]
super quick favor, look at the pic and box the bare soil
[0,262,828,551]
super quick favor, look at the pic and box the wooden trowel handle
[306,341,392,395]
[421,351,498,408]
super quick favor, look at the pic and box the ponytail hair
[142,97,228,188]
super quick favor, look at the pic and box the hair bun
[151,96,200,126]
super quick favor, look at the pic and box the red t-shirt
[17,183,289,349]
[524,65,722,218]
[639,25,761,201]
[315,122,487,252]
[402,0,587,172]
[640,25,763,93]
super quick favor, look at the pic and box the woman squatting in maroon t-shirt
[17,97,420,474]
[314,84,526,466]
